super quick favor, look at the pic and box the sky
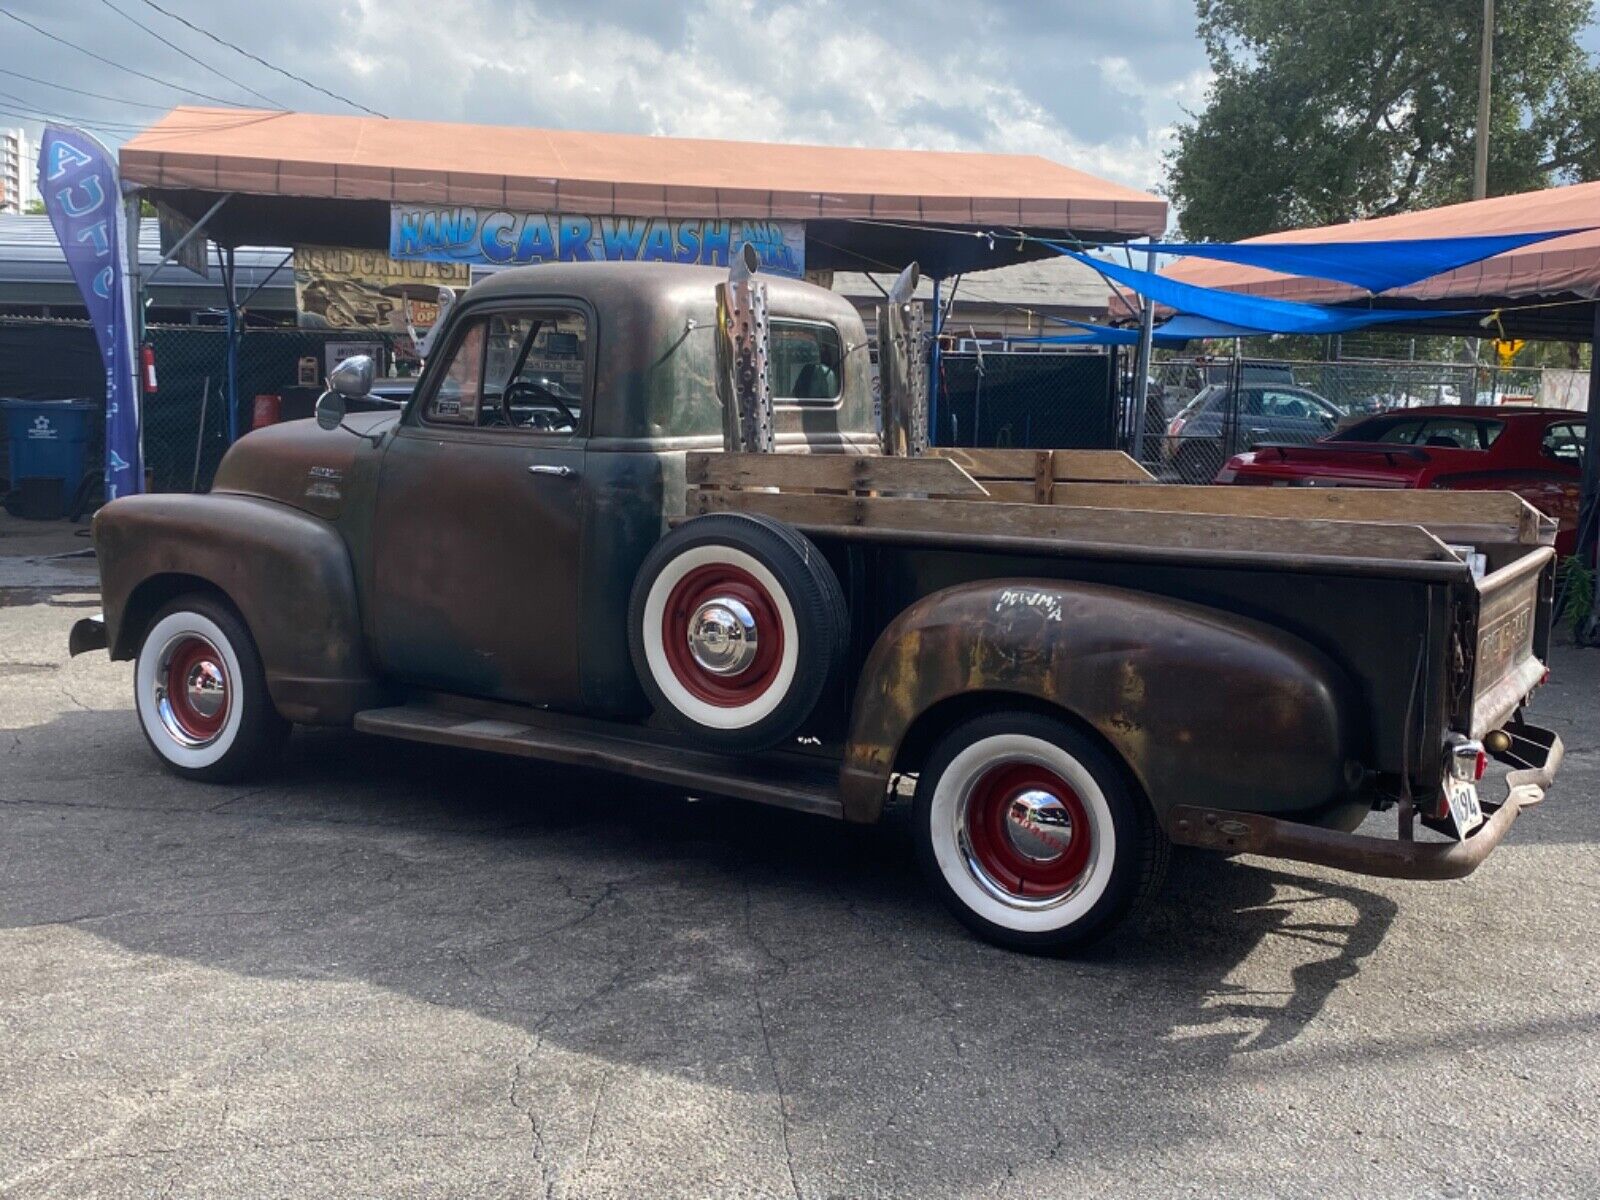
[0,0,1216,194]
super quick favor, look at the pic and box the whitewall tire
[133,595,289,782]
[913,711,1166,953]
[628,514,848,754]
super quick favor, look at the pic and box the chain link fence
[935,351,1119,449]
[0,316,412,498]
[1140,354,1568,483]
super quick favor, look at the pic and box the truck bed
[680,449,1558,777]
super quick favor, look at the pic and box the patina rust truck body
[73,262,1565,952]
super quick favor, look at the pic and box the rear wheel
[913,711,1165,953]
[133,594,289,782]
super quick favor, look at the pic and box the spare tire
[628,512,848,753]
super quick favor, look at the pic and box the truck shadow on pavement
[3,711,1403,1190]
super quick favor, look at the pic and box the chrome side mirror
[329,354,374,399]
[315,354,374,432]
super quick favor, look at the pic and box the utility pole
[1474,0,1494,200]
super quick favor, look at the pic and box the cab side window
[422,309,588,434]
[424,320,485,425]
[481,310,588,434]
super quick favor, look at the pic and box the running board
[352,702,845,819]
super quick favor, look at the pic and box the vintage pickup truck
[71,260,1564,953]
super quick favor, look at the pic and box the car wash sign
[389,206,805,277]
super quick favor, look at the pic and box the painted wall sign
[389,206,806,277]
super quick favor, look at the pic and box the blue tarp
[1140,229,1584,294]
[1050,244,1472,336]
[1009,321,1190,347]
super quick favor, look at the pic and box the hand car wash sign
[389,206,805,277]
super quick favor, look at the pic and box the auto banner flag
[38,125,143,499]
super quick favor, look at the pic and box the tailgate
[1468,547,1554,738]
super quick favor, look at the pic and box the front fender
[93,493,380,723]
[840,580,1364,826]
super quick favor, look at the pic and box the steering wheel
[501,380,577,431]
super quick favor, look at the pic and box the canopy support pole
[1579,304,1600,645]
[223,245,239,445]
[929,276,942,446]
[1130,246,1157,462]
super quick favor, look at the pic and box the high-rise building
[1,127,34,215]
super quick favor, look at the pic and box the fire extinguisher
[139,343,158,394]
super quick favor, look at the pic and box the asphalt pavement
[1,526,1597,1198]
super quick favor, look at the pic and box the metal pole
[929,276,942,446]
[1130,246,1156,463]
[224,245,239,444]
[1577,305,1600,642]
[1475,0,1494,200]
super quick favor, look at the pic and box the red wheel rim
[660,562,785,707]
[962,762,1092,899]
[160,635,229,744]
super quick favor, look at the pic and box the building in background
[833,254,1111,348]
[0,128,34,215]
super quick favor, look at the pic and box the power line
[95,0,285,109]
[0,8,248,107]
[0,66,174,111]
[134,0,387,118]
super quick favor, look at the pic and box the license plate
[1444,777,1485,839]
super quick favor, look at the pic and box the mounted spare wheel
[628,512,847,753]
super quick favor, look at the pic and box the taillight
[1167,416,1186,437]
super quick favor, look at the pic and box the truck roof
[465,260,860,327]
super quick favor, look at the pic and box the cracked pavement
[1,545,1598,1198]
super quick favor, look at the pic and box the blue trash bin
[2,398,99,519]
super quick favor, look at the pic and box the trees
[1165,0,1600,240]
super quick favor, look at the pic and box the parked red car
[1215,406,1589,556]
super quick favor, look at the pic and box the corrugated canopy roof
[119,108,1166,277]
[1160,180,1600,339]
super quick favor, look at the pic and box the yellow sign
[1494,338,1526,366]
[293,246,468,332]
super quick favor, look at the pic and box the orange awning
[119,108,1166,275]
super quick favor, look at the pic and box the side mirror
[315,388,347,431]
[314,354,374,431]
[329,354,374,399]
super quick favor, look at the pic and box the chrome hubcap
[686,596,758,677]
[184,660,228,720]
[153,633,229,748]
[1003,789,1074,862]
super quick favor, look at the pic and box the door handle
[1249,426,1270,438]
[527,463,574,478]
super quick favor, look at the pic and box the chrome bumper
[1168,722,1562,882]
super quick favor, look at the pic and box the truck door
[369,303,591,709]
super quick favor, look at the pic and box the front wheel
[913,712,1166,954]
[133,594,289,782]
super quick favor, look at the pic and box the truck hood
[211,412,396,520]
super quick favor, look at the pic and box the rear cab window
[770,320,843,403]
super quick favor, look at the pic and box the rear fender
[840,580,1364,826]
[93,493,380,723]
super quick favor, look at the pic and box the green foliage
[1558,554,1595,630]
[23,199,45,216]
[1166,0,1600,239]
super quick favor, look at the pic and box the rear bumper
[1168,722,1562,881]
